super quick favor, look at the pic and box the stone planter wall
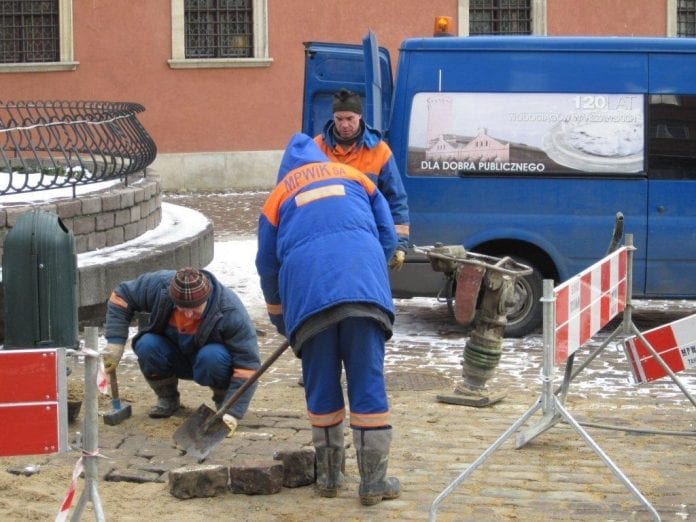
[0,173,161,260]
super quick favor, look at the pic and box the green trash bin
[2,209,78,349]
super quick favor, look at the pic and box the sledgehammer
[104,371,132,425]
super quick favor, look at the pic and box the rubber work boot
[211,387,227,410]
[353,427,401,506]
[145,376,180,418]
[312,423,345,498]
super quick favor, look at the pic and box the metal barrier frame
[429,234,663,521]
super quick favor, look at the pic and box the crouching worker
[256,133,401,505]
[102,267,260,435]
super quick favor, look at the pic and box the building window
[170,0,271,69]
[185,0,252,58]
[0,0,59,63]
[677,0,696,36]
[469,0,532,35]
[0,0,74,71]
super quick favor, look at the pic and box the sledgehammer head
[103,398,132,426]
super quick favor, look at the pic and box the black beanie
[332,88,362,115]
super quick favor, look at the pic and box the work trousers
[301,316,390,429]
[133,332,233,388]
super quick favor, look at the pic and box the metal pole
[71,327,105,522]
[515,279,560,447]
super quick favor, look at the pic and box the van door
[644,54,696,297]
[301,32,393,137]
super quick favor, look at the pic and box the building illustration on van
[425,95,510,163]
[427,129,510,163]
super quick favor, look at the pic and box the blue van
[302,33,696,336]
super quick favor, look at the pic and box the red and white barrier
[554,247,628,365]
[0,348,67,456]
[624,312,696,383]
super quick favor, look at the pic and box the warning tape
[554,247,627,365]
[55,455,84,522]
[80,347,109,395]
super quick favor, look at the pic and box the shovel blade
[173,404,230,461]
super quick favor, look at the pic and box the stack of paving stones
[95,409,331,499]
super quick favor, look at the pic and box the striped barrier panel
[624,312,696,384]
[0,348,68,456]
[554,247,628,366]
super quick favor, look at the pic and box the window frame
[0,0,76,73]
[667,0,696,36]
[169,0,272,69]
[458,0,547,36]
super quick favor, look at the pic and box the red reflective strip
[555,286,568,329]
[109,291,129,309]
[349,411,390,428]
[555,324,569,366]
[579,272,592,346]
[233,368,257,380]
[308,408,345,427]
[266,303,282,315]
[618,249,627,311]
[395,224,410,236]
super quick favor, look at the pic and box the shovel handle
[204,339,290,429]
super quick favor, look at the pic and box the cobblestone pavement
[2,192,696,521]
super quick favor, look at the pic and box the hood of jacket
[276,133,329,183]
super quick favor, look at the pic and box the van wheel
[503,259,543,338]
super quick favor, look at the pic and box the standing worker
[314,87,410,270]
[102,267,260,434]
[256,133,401,505]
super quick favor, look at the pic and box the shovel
[173,340,290,461]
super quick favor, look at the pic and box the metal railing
[0,100,157,197]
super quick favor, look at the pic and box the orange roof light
[434,16,454,37]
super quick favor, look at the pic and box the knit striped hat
[169,267,211,308]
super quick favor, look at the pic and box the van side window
[648,95,696,179]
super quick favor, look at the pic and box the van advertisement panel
[407,93,644,176]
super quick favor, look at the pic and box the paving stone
[6,464,42,476]
[106,467,163,483]
[229,460,284,495]
[135,445,183,459]
[272,448,315,488]
[168,464,229,499]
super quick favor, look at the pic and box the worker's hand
[389,249,406,271]
[222,413,239,438]
[270,313,287,337]
[103,343,125,373]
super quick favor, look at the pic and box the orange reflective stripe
[261,161,377,226]
[108,291,129,309]
[266,303,282,315]
[349,411,390,429]
[307,408,346,428]
[232,368,257,380]
[395,224,410,236]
